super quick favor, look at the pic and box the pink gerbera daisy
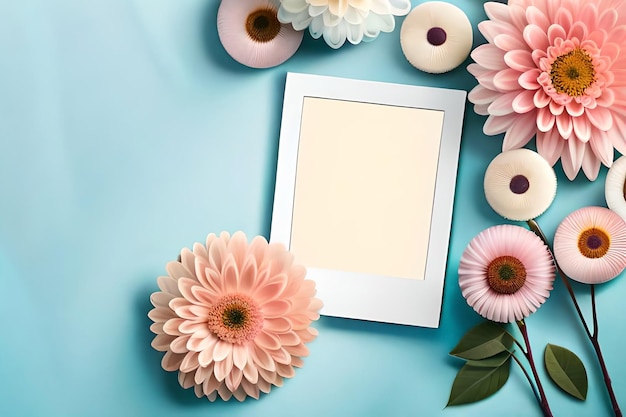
[149,231,322,401]
[468,0,626,180]
[459,225,555,323]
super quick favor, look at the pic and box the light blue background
[1,0,624,416]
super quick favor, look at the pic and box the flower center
[207,294,263,344]
[509,174,530,194]
[246,8,281,43]
[623,178,626,201]
[487,256,527,294]
[578,227,610,259]
[550,48,596,97]
[427,27,447,46]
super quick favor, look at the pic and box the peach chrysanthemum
[468,0,626,180]
[459,225,555,323]
[149,232,322,401]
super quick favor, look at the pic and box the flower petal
[166,261,193,281]
[483,114,516,135]
[225,367,244,392]
[161,351,184,371]
[251,344,276,372]
[472,44,507,71]
[536,107,555,132]
[513,90,538,114]
[537,129,565,166]
[502,112,537,150]
[243,360,259,384]
[573,116,592,142]
[262,299,292,318]
[214,354,234,382]
[233,344,248,370]
[586,107,613,131]
[156,276,182,297]
[561,138,585,180]
[518,69,541,90]
[194,363,214,385]
[213,340,233,362]
[523,24,550,51]
[582,145,602,181]
[493,69,522,91]
[180,351,200,373]
[504,50,535,71]
[264,317,292,333]
[589,129,615,166]
[187,335,218,353]
[221,254,239,294]
[556,114,574,139]
[239,255,259,293]
[255,331,282,351]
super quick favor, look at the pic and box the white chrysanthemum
[484,149,557,221]
[400,1,472,73]
[278,0,411,49]
[605,155,626,221]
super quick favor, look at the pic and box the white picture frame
[270,73,466,328]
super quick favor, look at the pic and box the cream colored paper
[289,97,444,280]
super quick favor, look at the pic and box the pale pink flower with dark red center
[468,0,626,180]
[149,231,322,401]
[459,225,555,323]
[553,206,626,283]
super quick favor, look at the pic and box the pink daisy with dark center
[459,224,555,323]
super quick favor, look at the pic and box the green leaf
[467,351,512,368]
[447,358,511,406]
[544,344,588,400]
[450,322,514,360]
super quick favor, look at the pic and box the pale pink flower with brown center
[459,224,555,323]
[149,231,322,401]
[468,0,626,180]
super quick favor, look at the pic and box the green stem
[527,220,591,338]
[590,285,622,417]
[517,320,553,417]
[510,350,541,405]
[526,219,622,417]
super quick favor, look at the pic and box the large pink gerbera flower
[149,232,322,401]
[468,0,626,180]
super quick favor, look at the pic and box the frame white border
[270,73,466,328]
